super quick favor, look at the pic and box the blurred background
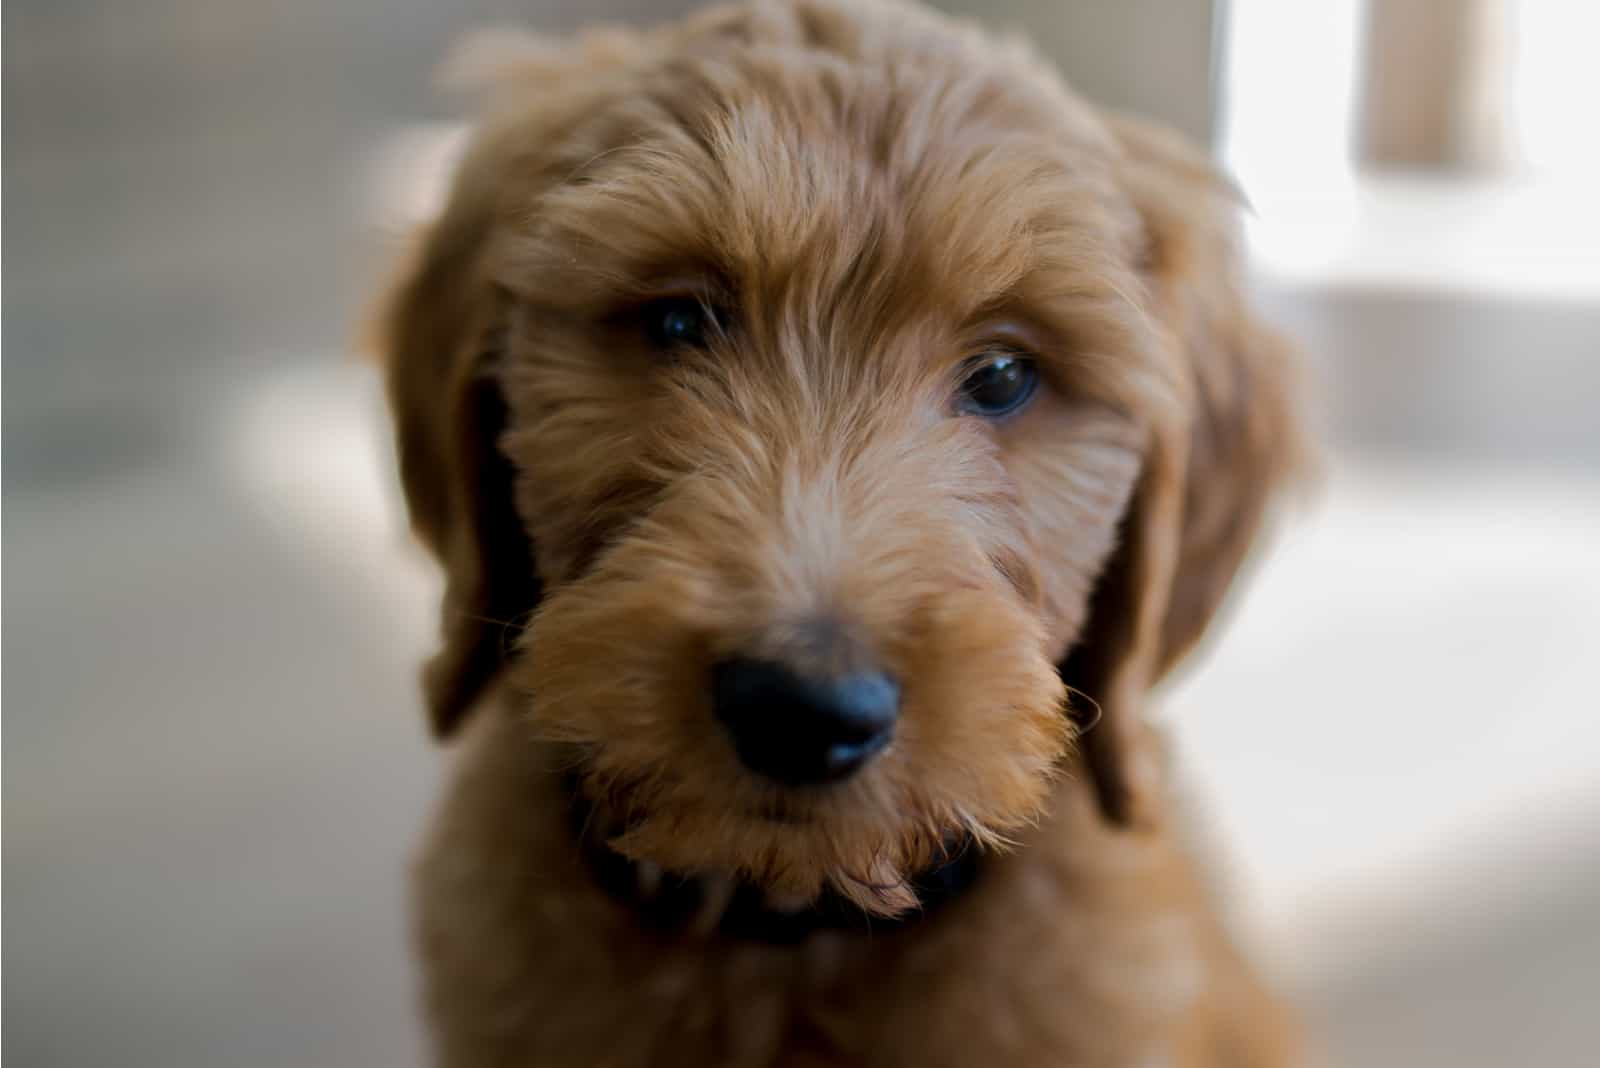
[5,0,1597,1064]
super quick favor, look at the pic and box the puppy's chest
[539,857,1214,1067]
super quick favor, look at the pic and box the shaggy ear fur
[376,30,645,738]
[377,157,535,739]
[1064,115,1306,825]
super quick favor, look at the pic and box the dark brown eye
[958,351,1039,418]
[644,297,715,350]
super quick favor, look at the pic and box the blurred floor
[4,383,439,1067]
[6,3,1600,1067]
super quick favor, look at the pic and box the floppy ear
[1063,116,1308,825]
[376,144,540,739]
[374,27,654,738]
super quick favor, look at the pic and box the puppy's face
[382,1,1301,916]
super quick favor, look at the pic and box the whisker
[1060,683,1103,733]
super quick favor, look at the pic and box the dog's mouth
[562,768,980,943]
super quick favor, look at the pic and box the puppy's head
[379,0,1302,916]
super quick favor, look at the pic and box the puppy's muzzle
[711,655,899,786]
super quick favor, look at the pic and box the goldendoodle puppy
[377,1,1306,1064]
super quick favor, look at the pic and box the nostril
[711,657,900,786]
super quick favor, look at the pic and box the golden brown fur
[376,1,1308,1064]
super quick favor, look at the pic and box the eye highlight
[643,296,716,350]
[957,349,1039,418]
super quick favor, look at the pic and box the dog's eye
[957,350,1039,418]
[643,297,715,350]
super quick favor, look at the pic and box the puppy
[377,1,1307,1064]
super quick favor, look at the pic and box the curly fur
[375,1,1308,1064]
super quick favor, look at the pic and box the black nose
[711,657,899,786]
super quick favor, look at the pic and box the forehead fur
[476,0,1166,414]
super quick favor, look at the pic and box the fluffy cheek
[878,586,1071,851]
[514,547,728,804]
[1002,404,1145,656]
[510,519,1072,918]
